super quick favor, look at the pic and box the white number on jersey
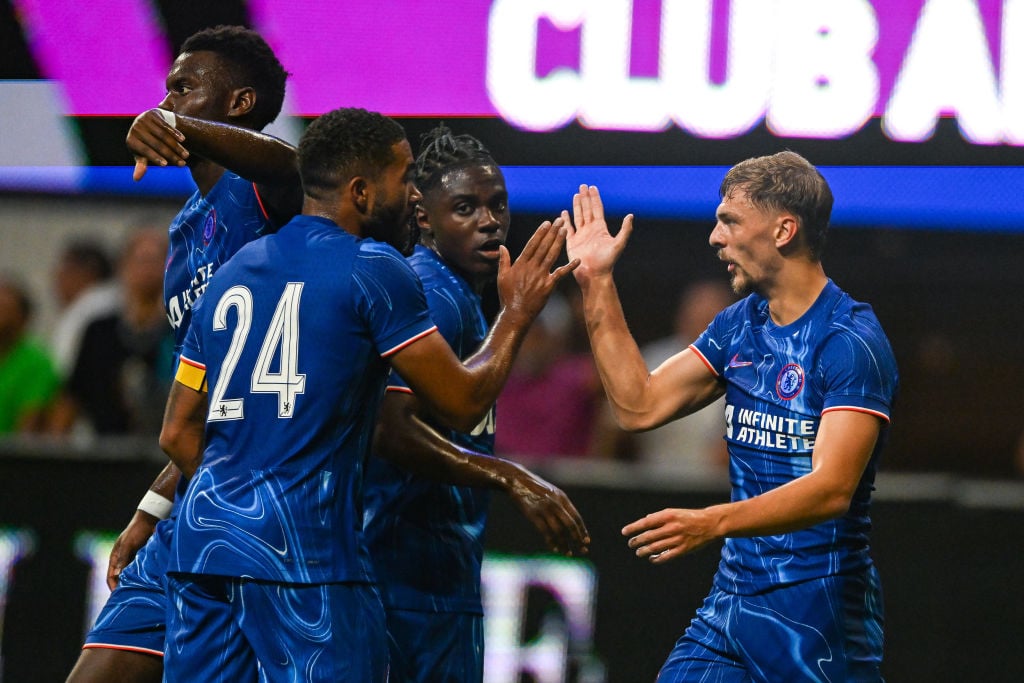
[208,283,307,421]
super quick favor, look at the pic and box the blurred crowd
[0,227,173,440]
[5,227,1024,482]
[0,222,738,480]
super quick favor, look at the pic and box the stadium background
[2,1,1023,680]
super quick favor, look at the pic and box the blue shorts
[384,608,484,683]
[82,517,173,656]
[658,568,885,683]
[164,574,388,683]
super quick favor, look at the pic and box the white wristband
[137,491,174,520]
[152,108,176,129]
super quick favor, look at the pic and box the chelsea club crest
[202,209,217,246]
[776,363,804,400]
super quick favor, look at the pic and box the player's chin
[475,253,501,275]
[729,273,752,297]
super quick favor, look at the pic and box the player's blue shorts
[658,567,884,683]
[164,573,389,683]
[82,517,173,656]
[384,608,484,683]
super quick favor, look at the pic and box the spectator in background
[50,239,120,377]
[49,228,173,436]
[0,276,60,434]
[631,279,735,481]
[495,288,615,459]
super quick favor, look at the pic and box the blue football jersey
[164,172,277,355]
[169,215,437,584]
[363,245,494,614]
[690,280,898,594]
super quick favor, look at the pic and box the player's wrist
[703,503,731,539]
[485,456,519,492]
[152,108,177,129]
[137,490,174,520]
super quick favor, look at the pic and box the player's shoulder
[407,245,464,292]
[819,285,897,370]
[406,244,440,276]
[356,238,414,269]
[823,285,890,341]
[707,293,759,334]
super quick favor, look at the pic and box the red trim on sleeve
[821,405,890,423]
[385,386,414,394]
[178,356,206,371]
[82,643,164,657]
[687,344,719,377]
[252,182,270,221]
[381,326,438,357]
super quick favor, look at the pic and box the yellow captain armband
[175,357,208,392]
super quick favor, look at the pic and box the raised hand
[126,108,188,181]
[565,184,634,282]
[496,215,580,322]
[505,463,590,557]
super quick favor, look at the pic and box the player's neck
[190,159,226,197]
[763,264,828,327]
[302,197,354,235]
[423,240,488,294]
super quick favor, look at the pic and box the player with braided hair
[363,124,589,681]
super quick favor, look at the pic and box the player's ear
[227,87,256,120]
[775,213,799,250]
[415,205,431,233]
[350,177,370,214]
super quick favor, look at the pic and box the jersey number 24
[207,283,307,422]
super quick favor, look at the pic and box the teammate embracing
[158,107,582,682]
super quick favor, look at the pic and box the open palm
[565,184,634,281]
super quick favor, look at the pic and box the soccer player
[65,25,299,683]
[158,107,579,682]
[364,126,589,681]
[563,152,898,681]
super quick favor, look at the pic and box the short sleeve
[179,295,206,369]
[352,243,437,358]
[691,305,742,377]
[386,287,463,393]
[818,324,898,421]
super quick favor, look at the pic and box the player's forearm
[174,116,299,185]
[449,309,531,430]
[158,382,208,479]
[576,274,656,430]
[375,413,510,491]
[159,427,205,480]
[709,471,855,539]
[147,461,182,500]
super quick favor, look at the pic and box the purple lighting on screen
[535,17,581,78]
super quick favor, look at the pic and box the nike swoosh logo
[728,354,753,368]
